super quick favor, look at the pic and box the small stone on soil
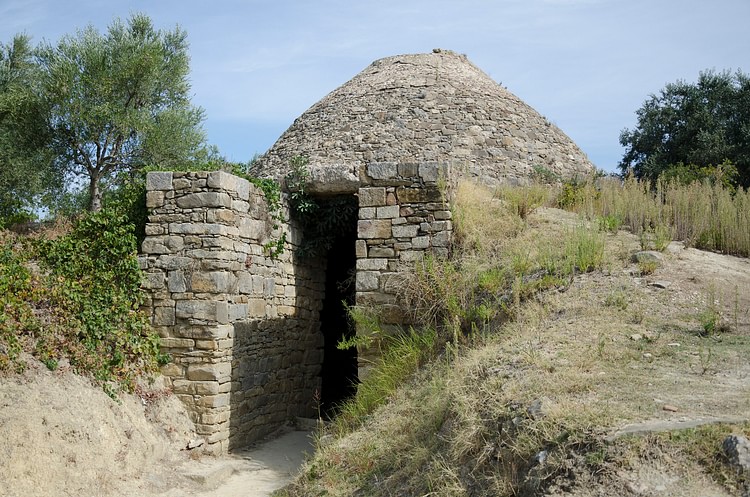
[648,280,672,288]
[187,438,205,450]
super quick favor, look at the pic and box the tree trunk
[88,173,102,211]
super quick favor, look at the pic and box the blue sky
[1,0,748,172]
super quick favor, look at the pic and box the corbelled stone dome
[254,50,593,188]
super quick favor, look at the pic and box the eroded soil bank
[0,358,313,497]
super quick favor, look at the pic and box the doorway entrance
[311,195,359,416]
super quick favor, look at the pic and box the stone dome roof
[254,50,593,189]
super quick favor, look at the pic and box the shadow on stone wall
[140,170,328,454]
[228,317,322,450]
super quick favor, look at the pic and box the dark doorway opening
[316,195,359,417]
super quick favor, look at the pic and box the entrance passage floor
[169,429,314,497]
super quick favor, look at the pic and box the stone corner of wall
[139,167,324,455]
[146,171,173,191]
[207,170,252,200]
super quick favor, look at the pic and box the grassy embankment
[280,177,750,497]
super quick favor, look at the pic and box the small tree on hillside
[619,69,750,187]
[30,13,207,211]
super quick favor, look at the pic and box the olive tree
[0,35,60,221]
[31,13,207,211]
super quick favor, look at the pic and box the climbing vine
[0,209,168,396]
[285,156,315,214]
[248,177,286,260]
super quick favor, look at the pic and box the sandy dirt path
[178,430,314,497]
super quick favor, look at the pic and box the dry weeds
[280,183,750,497]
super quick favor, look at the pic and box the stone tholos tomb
[140,50,593,454]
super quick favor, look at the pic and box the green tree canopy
[619,69,750,187]
[0,35,60,221]
[1,13,209,214]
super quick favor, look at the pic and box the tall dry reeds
[568,177,750,258]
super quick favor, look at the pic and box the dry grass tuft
[452,181,524,258]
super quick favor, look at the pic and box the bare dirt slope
[529,208,750,496]
[0,358,195,497]
[0,358,312,497]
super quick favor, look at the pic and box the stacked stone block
[140,165,457,452]
[355,161,455,326]
[139,171,324,454]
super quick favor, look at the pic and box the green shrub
[697,287,730,336]
[0,242,37,371]
[30,209,165,392]
[532,165,561,183]
[102,172,149,245]
[659,160,739,190]
[0,210,37,230]
[604,289,629,310]
[598,214,623,233]
[567,225,605,273]
[338,304,383,351]
[638,260,659,275]
[557,178,590,209]
[653,224,673,251]
[639,224,672,252]
[698,308,721,335]
[496,184,549,220]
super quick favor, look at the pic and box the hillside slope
[0,358,198,497]
[281,205,750,497]
[0,357,317,497]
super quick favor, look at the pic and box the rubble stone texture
[140,171,325,454]
[723,434,750,474]
[253,49,594,188]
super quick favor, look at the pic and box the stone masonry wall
[355,161,455,368]
[255,51,593,188]
[139,171,324,454]
[139,166,456,452]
